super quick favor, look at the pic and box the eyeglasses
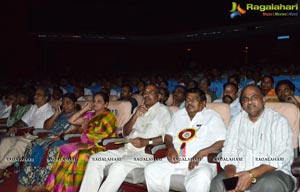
[241,94,262,103]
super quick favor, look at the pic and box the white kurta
[79,102,172,192]
[145,107,227,192]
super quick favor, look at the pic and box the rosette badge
[178,128,196,157]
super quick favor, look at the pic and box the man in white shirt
[79,84,172,192]
[0,87,54,183]
[210,84,295,192]
[214,82,242,119]
[145,88,227,192]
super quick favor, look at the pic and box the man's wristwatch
[149,138,153,145]
[249,171,256,184]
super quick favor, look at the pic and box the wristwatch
[249,171,257,184]
[149,139,153,145]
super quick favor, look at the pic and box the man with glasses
[0,87,54,183]
[211,84,295,192]
[80,84,172,192]
[145,88,226,192]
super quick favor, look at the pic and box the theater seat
[208,102,300,189]
[102,102,230,191]
[131,94,144,106]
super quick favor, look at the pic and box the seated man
[145,88,227,192]
[168,85,186,108]
[0,87,54,183]
[0,91,17,119]
[79,84,172,192]
[210,84,295,192]
[5,90,32,127]
[118,84,138,113]
[214,82,242,119]
[275,79,300,109]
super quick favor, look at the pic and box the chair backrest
[206,103,231,127]
[109,95,119,101]
[265,102,300,148]
[131,94,144,106]
[108,100,132,134]
[264,95,279,102]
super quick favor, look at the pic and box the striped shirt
[221,108,294,180]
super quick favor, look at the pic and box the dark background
[2,0,300,80]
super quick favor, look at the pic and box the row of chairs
[1,99,300,191]
[100,101,300,191]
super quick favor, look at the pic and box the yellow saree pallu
[45,111,117,192]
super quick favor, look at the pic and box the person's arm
[44,105,61,129]
[68,102,92,125]
[7,119,27,135]
[285,95,300,109]
[234,165,275,192]
[123,104,148,136]
[165,134,179,164]
[129,135,163,148]
[188,140,224,170]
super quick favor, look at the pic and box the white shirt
[0,104,12,118]
[166,108,227,161]
[84,88,93,96]
[21,103,54,129]
[126,102,172,152]
[214,98,242,119]
[221,109,295,180]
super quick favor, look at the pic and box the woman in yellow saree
[45,92,118,192]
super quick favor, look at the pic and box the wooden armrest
[292,157,300,176]
[16,127,34,136]
[64,134,81,142]
[145,144,167,159]
[32,129,51,137]
[207,151,222,163]
[100,137,126,150]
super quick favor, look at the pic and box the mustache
[222,95,234,103]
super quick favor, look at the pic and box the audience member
[17,93,78,192]
[45,92,118,192]
[261,75,276,96]
[145,88,226,192]
[214,82,242,118]
[79,84,172,192]
[275,80,300,109]
[210,84,295,192]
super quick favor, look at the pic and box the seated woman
[45,92,118,192]
[17,93,79,192]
